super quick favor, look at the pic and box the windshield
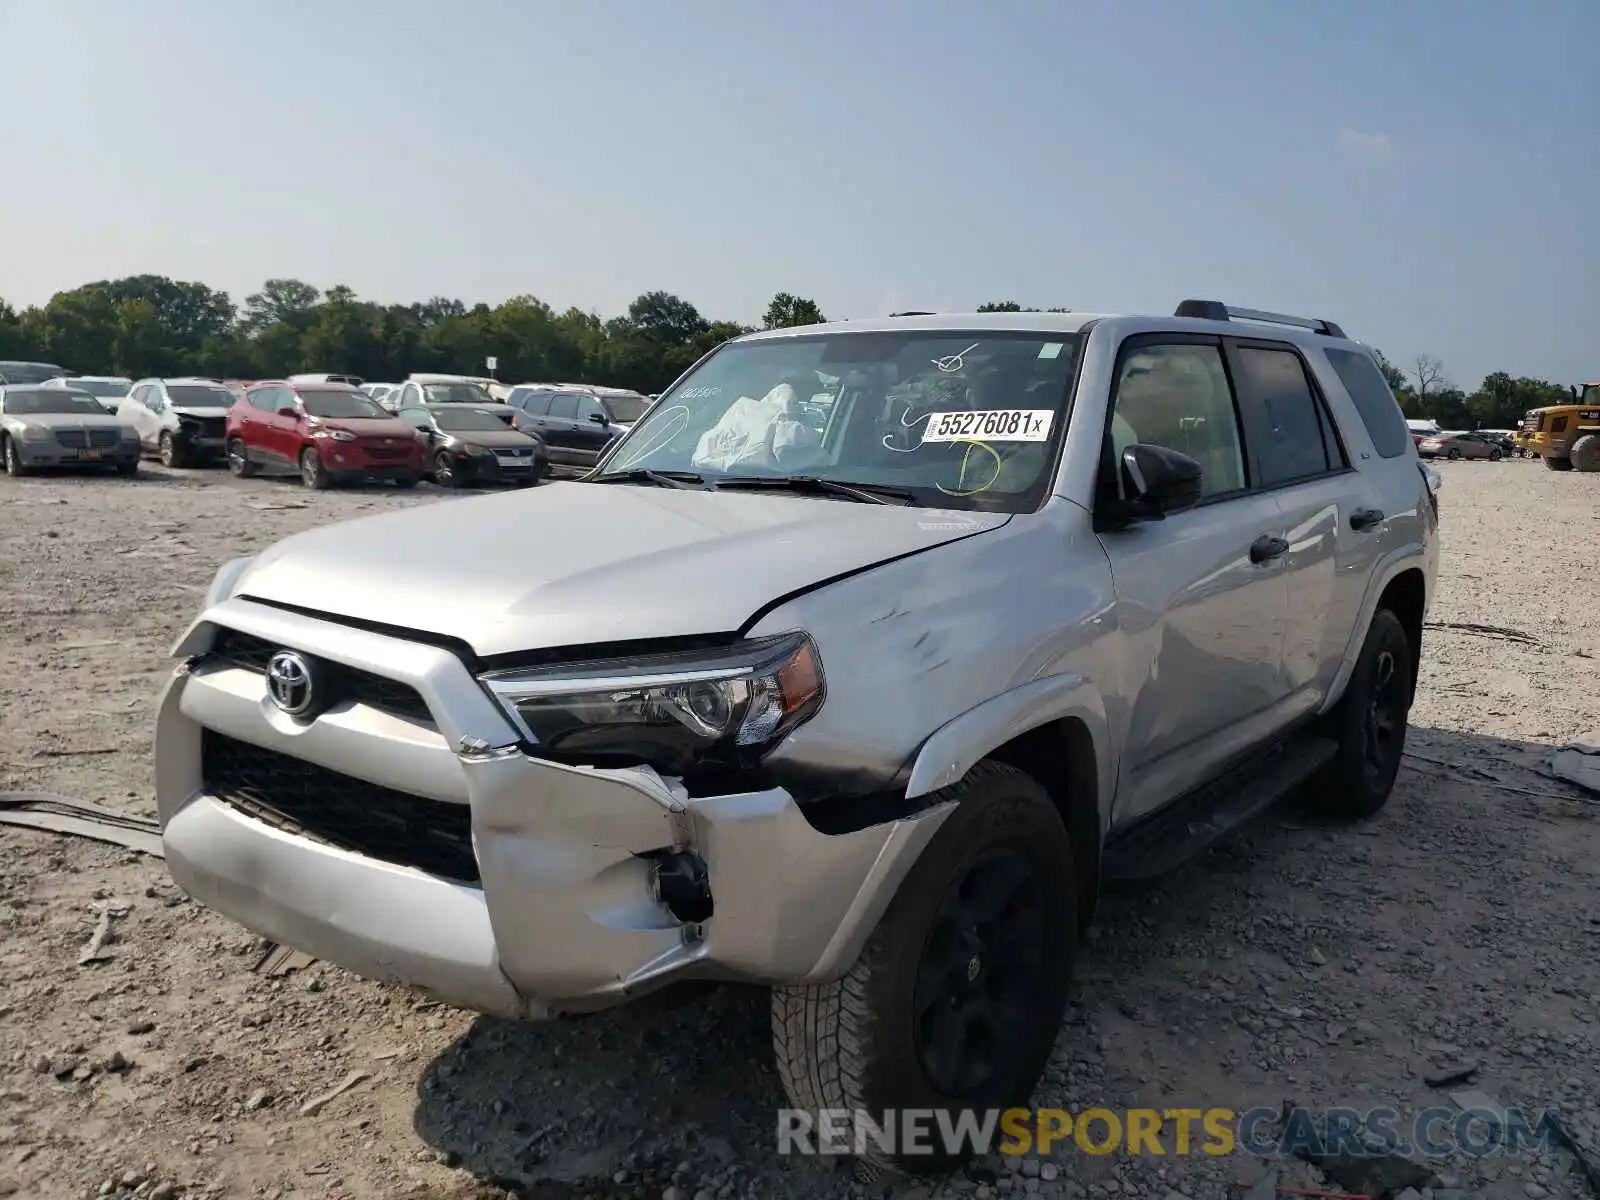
[301,389,387,419]
[597,330,1083,512]
[433,406,513,432]
[167,384,235,407]
[600,393,649,424]
[423,382,493,405]
[66,378,131,398]
[5,390,108,416]
[0,362,66,384]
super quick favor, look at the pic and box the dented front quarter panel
[752,500,1119,816]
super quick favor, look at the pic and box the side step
[1101,733,1338,882]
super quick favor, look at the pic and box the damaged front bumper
[154,598,952,1019]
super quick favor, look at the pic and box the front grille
[203,731,478,882]
[181,416,227,439]
[205,628,433,722]
[55,428,120,449]
[364,447,410,460]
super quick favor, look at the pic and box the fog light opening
[648,850,713,924]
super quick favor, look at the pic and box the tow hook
[649,850,713,924]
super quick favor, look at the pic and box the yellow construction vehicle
[1519,384,1600,470]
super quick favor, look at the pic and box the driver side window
[1108,342,1246,500]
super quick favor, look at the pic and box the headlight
[203,556,256,608]
[311,429,357,442]
[479,632,825,774]
[19,426,51,442]
[459,442,492,456]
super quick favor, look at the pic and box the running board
[1101,734,1338,882]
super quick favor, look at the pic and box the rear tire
[1447,447,1461,460]
[227,437,256,478]
[770,760,1076,1177]
[1313,608,1412,820]
[1489,449,1503,461]
[1570,434,1600,472]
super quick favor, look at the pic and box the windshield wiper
[590,468,714,490]
[714,475,915,505]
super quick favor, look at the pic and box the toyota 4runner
[155,301,1438,1173]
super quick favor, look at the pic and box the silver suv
[155,302,1438,1172]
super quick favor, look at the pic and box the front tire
[1545,456,1573,471]
[770,761,1076,1177]
[433,450,463,488]
[299,447,331,490]
[159,431,191,469]
[1313,608,1413,819]
[3,437,30,477]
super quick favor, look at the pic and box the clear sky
[2,0,1594,389]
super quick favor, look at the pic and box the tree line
[0,276,1571,428]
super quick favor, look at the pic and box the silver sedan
[1,385,142,477]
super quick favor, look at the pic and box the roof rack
[1175,299,1346,339]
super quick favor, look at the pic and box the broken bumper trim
[155,599,954,1015]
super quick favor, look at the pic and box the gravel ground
[0,458,1597,1200]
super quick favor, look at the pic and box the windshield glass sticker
[931,344,981,374]
[1038,342,1064,359]
[922,409,1053,444]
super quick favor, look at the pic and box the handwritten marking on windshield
[611,406,689,471]
[937,438,1003,497]
[931,344,981,374]
[881,402,934,454]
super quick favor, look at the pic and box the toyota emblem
[265,650,317,716]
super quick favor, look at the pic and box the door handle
[1350,507,1385,532]
[1249,534,1290,564]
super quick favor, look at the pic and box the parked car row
[1,367,645,490]
[1415,429,1514,460]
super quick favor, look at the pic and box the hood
[446,426,539,449]
[234,482,1009,657]
[316,415,417,438]
[15,411,132,431]
[170,405,233,419]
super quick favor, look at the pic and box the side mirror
[277,405,299,418]
[588,411,610,425]
[1110,443,1204,523]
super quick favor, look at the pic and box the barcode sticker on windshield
[921,409,1054,444]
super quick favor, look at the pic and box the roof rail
[1175,299,1346,339]
[888,310,935,317]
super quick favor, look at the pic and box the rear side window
[1234,346,1337,486]
[547,393,578,419]
[1323,348,1411,459]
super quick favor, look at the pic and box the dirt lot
[1,459,1598,1200]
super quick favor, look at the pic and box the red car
[226,380,427,489]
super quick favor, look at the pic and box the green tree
[762,292,826,329]
[976,301,1024,312]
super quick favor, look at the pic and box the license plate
[78,449,103,461]
[495,453,527,464]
